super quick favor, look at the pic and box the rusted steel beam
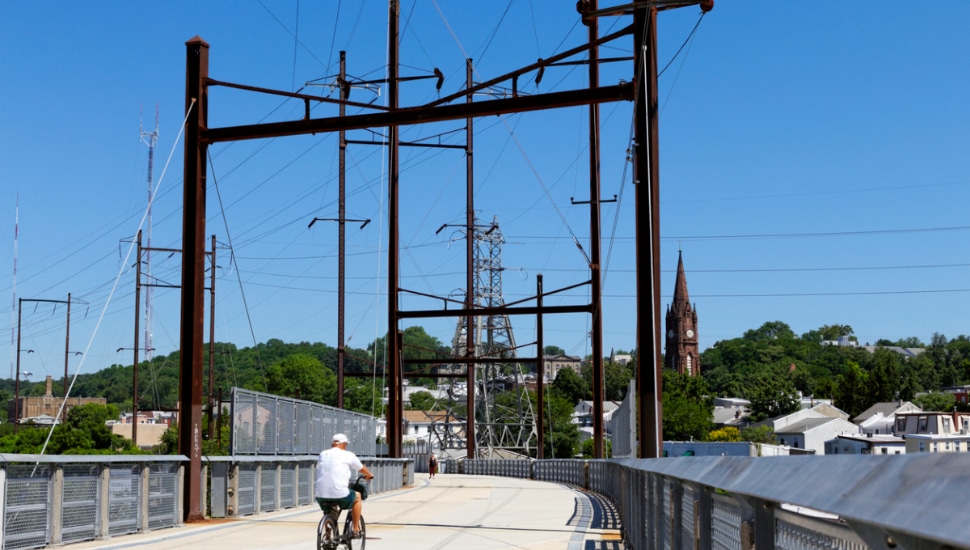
[202,84,633,143]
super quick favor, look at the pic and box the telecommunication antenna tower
[445,217,536,457]
[139,106,158,362]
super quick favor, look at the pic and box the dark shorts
[316,489,357,511]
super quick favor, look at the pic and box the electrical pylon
[441,217,537,458]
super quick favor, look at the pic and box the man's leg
[351,491,363,533]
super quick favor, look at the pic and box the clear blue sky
[2,2,969,386]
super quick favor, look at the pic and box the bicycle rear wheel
[343,514,366,550]
[318,514,338,550]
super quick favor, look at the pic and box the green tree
[544,345,566,356]
[661,371,713,441]
[745,369,800,422]
[869,348,901,403]
[541,390,581,458]
[343,378,385,417]
[581,437,612,458]
[914,392,957,412]
[740,425,775,444]
[263,353,336,405]
[835,362,869,418]
[551,367,587,404]
[408,390,439,410]
[743,321,795,342]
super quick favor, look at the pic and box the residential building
[825,433,905,455]
[852,401,921,435]
[894,410,970,437]
[756,403,858,454]
[712,397,750,429]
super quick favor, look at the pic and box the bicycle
[317,476,368,550]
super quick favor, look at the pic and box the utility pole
[208,234,217,440]
[15,296,72,428]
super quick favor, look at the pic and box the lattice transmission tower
[437,216,537,458]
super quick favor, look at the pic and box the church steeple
[665,251,700,376]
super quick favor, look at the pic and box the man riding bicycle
[315,433,374,538]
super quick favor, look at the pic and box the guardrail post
[51,465,64,545]
[275,463,282,511]
[98,464,110,540]
[752,498,775,550]
[201,462,209,517]
[669,478,683,550]
[694,484,712,550]
[254,463,263,514]
[228,462,239,517]
[140,463,150,532]
[177,463,186,523]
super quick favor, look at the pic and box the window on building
[944,418,951,432]
[896,418,906,432]
[880,448,887,455]
[918,416,928,432]
[919,441,926,452]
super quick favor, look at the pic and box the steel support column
[634,5,663,459]
[386,0,403,459]
[180,35,208,521]
[587,0,606,459]
[464,58,477,458]
[337,51,348,410]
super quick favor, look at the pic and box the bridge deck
[66,474,622,550]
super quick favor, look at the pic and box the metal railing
[230,388,377,456]
[1,455,184,550]
[459,453,970,549]
[1,454,413,550]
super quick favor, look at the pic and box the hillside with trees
[5,320,969,456]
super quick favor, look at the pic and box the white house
[760,404,858,455]
[853,401,921,435]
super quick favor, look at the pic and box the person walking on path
[315,433,373,538]
[429,453,438,479]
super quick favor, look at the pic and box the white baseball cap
[332,433,349,444]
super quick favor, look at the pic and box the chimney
[45,375,53,397]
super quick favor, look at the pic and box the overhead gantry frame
[178,0,711,521]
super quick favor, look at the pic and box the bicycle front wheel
[318,514,338,550]
[343,514,366,550]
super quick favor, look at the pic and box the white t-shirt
[315,446,363,499]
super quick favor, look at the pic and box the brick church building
[664,251,700,376]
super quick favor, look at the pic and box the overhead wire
[31,98,195,461]
[208,151,269,393]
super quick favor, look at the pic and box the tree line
[5,320,968,455]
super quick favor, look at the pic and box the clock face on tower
[686,329,695,338]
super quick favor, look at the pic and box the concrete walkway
[65,474,622,550]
